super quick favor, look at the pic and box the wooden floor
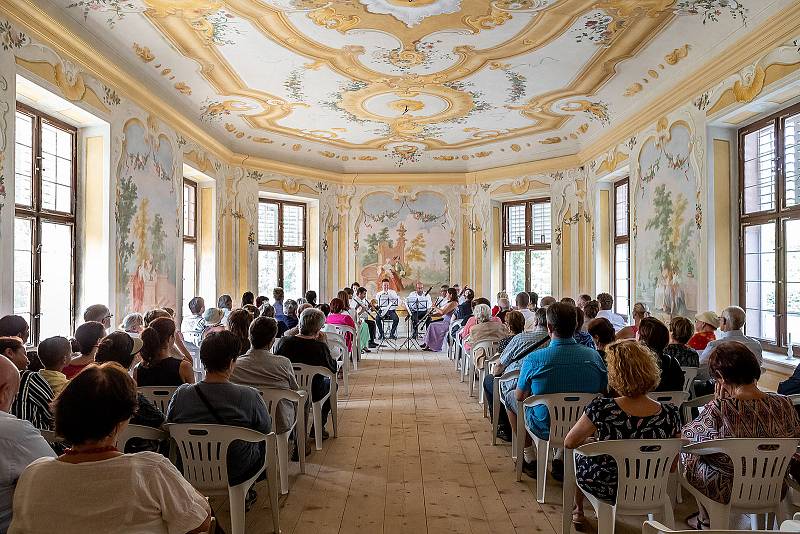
[213,348,709,534]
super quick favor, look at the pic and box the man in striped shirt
[0,336,54,430]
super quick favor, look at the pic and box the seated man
[513,303,608,478]
[1,336,54,430]
[374,278,401,340]
[514,292,535,330]
[698,306,762,381]
[180,296,205,348]
[82,303,112,332]
[595,293,626,332]
[483,307,550,442]
[273,308,338,438]
[0,354,56,532]
[688,311,719,351]
[406,282,431,336]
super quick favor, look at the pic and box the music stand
[400,298,428,351]
[377,296,399,350]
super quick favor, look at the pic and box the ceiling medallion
[357,0,462,28]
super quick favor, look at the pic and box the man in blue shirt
[514,302,607,478]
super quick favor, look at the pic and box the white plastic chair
[116,423,168,451]
[324,330,350,396]
[515,392,598,502]
[38,429,62,445]
[167,423,280,534]
[781,511,800,531]
[647,391,689,407]
[492,370,520,447]
[292,363,338,450]
[680,437,798,530]
[644,519,793,534]
[680,393,714,424]
[255,386,307,495]
[471,340,498,404]
[681,366,699,395]
[327,323,359,372]
[563,439,684,534]
[137,386,179,414]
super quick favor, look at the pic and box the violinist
[354,286,378,349]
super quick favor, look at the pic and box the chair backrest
[326,336,348,361]
[522,393,598,446]
[680,393,714,424]
[682,437,799,510]
[681,366,699,393]
[39,429,62,445]
[576,439,684,512]
[789,394,800,406]
[646,391,689,406]
[292,363,336,400]
[254,387,306,433]
[472,340,499,365]
[137,386,180,414]
[116,423,168,450]
[167,423,269,493]
[326,323,356,339]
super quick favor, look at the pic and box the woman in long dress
[422,287,458,352]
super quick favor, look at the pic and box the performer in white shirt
[406,282,432,335]
[375,278,401,339]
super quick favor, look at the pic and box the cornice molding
[5,0,800,184]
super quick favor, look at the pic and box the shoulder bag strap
[506,336,550,367]
[193,384,225,424]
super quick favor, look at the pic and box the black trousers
[409,310,427,334]
[364,319,376,342]
[482,373,511,434]
[377,310,399,337]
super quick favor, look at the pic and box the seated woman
[586,317,616,360]
[616,302,649,340]
[498,309,526,355]
[120,313,144,336]
[282,300,299,330]
[663,316,699,367]
[582,300,600,331]
[9,363,211,533]
[637,317,684,392]
[682,341,800,529]
[1,336,53,430]
[326,298,356,352]
[573,307,596,349]
[63,321,105,379]
[133,317,194,387]
[491,291,508,316]
[464,304,508,365]
[227,308,253,355]
[201,307,226,340]
[564,340,681,528]
[421,288,459,352]
[458,298,494,342]
[167,331,271,494]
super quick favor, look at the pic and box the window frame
[613,177,631,317]
[738,101,800,351]
[14,102,78,345]
[258,198,307,296]
[501,198,552,293]
[182,179,198,306]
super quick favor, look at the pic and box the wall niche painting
[355,191,452,296]
[634,120,701,322]
[115,117,178,317]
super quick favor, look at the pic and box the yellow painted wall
[561,215,572,297]
[598,190,610,293]
[237,218,249,296]
[492,206,501,294]
[714,139,732,311]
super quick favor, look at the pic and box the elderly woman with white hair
[120,313,144,336]
[273,308,338,438]
[465,303,509,369]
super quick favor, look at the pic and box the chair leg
[342,353,349,397]
[297,408,306,474]
[228,484,249,534]
[478,368,486,406]
[660,503,675,529]
[491,384,500,447]
[277,432,289,495]
[312,403,323,451]
[596,502,617,534]
[706,502,731,530]
[536,440,549,504]
[331,395,338,438]
[266,453,281,534]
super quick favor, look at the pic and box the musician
[427,285,450,326]
[406,282,432,335]
[375,278,401,340]
[354,286,378,348]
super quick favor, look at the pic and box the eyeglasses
[104,314,114,320]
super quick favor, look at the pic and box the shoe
[496,427,512,443]
[245,488,258,512]
[551,458,564,482]
[291,440,299,462]
[521,460,537,479]
[363,348,371,353]
[322,428,330,440]
[368,342,378,348]
[420,343,428,349]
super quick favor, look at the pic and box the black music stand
[377,296,399,350]
[400,298,428,351]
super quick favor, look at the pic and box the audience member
[565,340,681,528]
[465,304,508,363]
[273,287,285,317]
[573,307,596,350]
[617,302,649,339]
[255,295,269,310]
[539,296,557,308]
[167,330,271,499]
[143,308,169,327]
[664,316,699,367]
[586,317,615,360]
[637,317,684,391]
[458,298,494,343]
[217,294,233,325]
[231,317,299,436]
[201,307,225,340]
[682,342,800,529]
[1,336,53,431]
[317,303,330,317]
[492,291,509,316]
[698,306,761,380]
[689,311,719,351]
[561,297,576,307]
[133,317,194,386]
[283,303,320,339]
[454,288,475,322]
[83,304,112,331]
[596,293,625,332]
[577,294,591,310]
[326,298,356,351]
[241,291,255,308]
[36,336,71,397]
[514,303,607,478]
[495,298,511,322]
[180,297,205,347]
[243,304,260,319]
[260,303,275,318]
[120,313,144,335]
[498,310,526,354]
[527,291,539,310]
[273,309,337,438]
[582,300,600,331]
[0,354,55,533]
[514,292,535,329]
[282,300,300,330]
[228,308,253,355]
[10,363,211,533]
[422,288,458,352]
[63,321,105,379]
[0,316,29,343]
[305,290,318,307]
[95,332,164,432]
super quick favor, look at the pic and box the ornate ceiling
[47,0,789,172]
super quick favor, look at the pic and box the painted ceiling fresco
[48,0,789,172]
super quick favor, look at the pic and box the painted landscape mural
[115,117,178,316]
[356,191,451,296]
[634,120,700,322]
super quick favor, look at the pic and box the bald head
[0,354,20,413]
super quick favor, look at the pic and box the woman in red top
[63,321,105,379]
[687,311,719,351]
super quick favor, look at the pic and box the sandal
[686,512,709,530]
[572,511,587,532]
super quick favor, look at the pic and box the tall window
[258,199,306,300]
[739,102,800,350]
[14,104,77,345]
[502,199,552,297]
[613,178,630,316]
[182,180,197,315]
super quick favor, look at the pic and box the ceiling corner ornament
[596,149,629,176]
[357,0,462,28]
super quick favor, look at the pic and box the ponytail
[139,316,175,365]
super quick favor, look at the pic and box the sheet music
[375,290,400,315]
[406,292,431,312]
